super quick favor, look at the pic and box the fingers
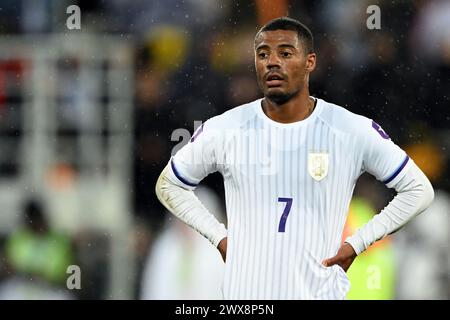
[322,245,357,272]
[322,255,339,267]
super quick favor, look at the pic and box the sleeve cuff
[211,225,228,248]
[344,234,366,256]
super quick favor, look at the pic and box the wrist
[344,235,365,256]
[217,237,227,249]
[212,227,227,247]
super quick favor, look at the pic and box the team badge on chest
[308,152,329,181]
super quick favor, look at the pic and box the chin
[266,89,292,104]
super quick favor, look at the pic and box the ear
[306,53,316,72]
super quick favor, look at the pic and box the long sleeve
[155,164,227,247]
[345,161,434,255]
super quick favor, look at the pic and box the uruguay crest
[308,152,329,181]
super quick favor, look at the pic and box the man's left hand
[322,242,357,272]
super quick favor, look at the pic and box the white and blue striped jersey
[167,97,411,299]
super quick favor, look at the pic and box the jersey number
[278,197,293,233]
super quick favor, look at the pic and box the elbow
[155,165,170,204]
[415,174,434,215]
[155,164,185,207]
[422,178,434,210]
[410,162,435,214]
[155,174,162,202]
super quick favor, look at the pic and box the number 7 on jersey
[278,197,293,232]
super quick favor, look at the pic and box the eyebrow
[256,43,297,51]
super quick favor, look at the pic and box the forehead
[254,30,300,49]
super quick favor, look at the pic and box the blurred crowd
[0,0,448,299]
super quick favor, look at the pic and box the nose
[267,53,281,69]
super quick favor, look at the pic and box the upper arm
[167,119,220,190]
[359,119,412,188]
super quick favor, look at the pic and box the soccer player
[155,17,434,299]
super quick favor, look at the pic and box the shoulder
[204,99,261,131]
[316,98,373,137]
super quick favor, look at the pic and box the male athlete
[155,17,434,299]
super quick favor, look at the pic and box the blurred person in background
[133,28,183,231]
[0,199,75,299]
[140,186,225,299]
[209,26,261,108]
[133,23,229,231]
[342,176,397,300]
[394,137,450,299]
[409,0,450,131]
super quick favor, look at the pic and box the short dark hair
[256,17,314,54]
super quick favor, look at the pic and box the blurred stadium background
[0,0,448,299]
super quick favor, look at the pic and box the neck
[262,89,315,124]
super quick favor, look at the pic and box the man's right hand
[217,237,227,262]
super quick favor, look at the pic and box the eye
[281,51,292,58]
[258,52,267,59]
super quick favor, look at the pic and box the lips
[266,73,284,87]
